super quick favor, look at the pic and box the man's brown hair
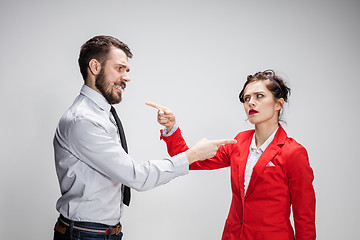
[78,35,133,81]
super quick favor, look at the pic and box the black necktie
[110,106,131,206]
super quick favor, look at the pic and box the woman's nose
[248,98,255,106]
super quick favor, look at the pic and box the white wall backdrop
[1,0,359,239]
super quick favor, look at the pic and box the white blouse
[244,128,279,195]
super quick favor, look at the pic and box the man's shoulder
[74,95,104,117]
[59,95,107,130]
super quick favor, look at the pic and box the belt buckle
[114,224,122,235]
[106,224,122,235]
[55,222,67,234]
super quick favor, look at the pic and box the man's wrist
[185,148,199,165]
[185,149,194,164]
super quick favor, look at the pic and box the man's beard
[95,68,122,104]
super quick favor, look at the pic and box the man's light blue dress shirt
[54,85,189,225]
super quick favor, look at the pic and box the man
[53,35,236,240]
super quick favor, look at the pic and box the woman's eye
[257,94,264,98]
[244,97,250,102]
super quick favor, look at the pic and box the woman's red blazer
[161,125,316,240]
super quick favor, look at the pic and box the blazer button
[240,220,243,226]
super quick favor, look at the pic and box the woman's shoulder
[234,129,255,141]
[284,136,306,150]
[277,126,307,152]
[282,136,309,160]
[281,137,313,174]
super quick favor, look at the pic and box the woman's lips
[249,109,258,115]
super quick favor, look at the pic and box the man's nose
[121,72,130,82]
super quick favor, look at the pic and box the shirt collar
[250,127,279,152]
[80,85,112,113]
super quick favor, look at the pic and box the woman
[147,70,316,240]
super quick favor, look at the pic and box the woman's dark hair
[239,70,291,119]
[78,35,133,81]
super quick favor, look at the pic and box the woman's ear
[275,98,285,111]
[88,59,101,76]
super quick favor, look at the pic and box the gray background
[1,0,359,239]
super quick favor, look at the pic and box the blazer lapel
[245,126,287,198]
[237,131,254,204]
[239,147,250,203]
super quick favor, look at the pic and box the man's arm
[63,117,234,191]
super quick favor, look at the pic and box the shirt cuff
[162,122,179,137]
[170,152,189,176]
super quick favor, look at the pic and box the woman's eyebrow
[244,90,266,96]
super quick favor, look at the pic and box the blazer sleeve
[286,142,316,240]
[161,128,231,170]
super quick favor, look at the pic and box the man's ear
[88,59,101,76]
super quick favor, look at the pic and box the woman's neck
[254,121,279,148]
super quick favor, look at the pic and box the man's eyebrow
[115,63,130,72]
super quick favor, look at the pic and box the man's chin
[107,94,122,105]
